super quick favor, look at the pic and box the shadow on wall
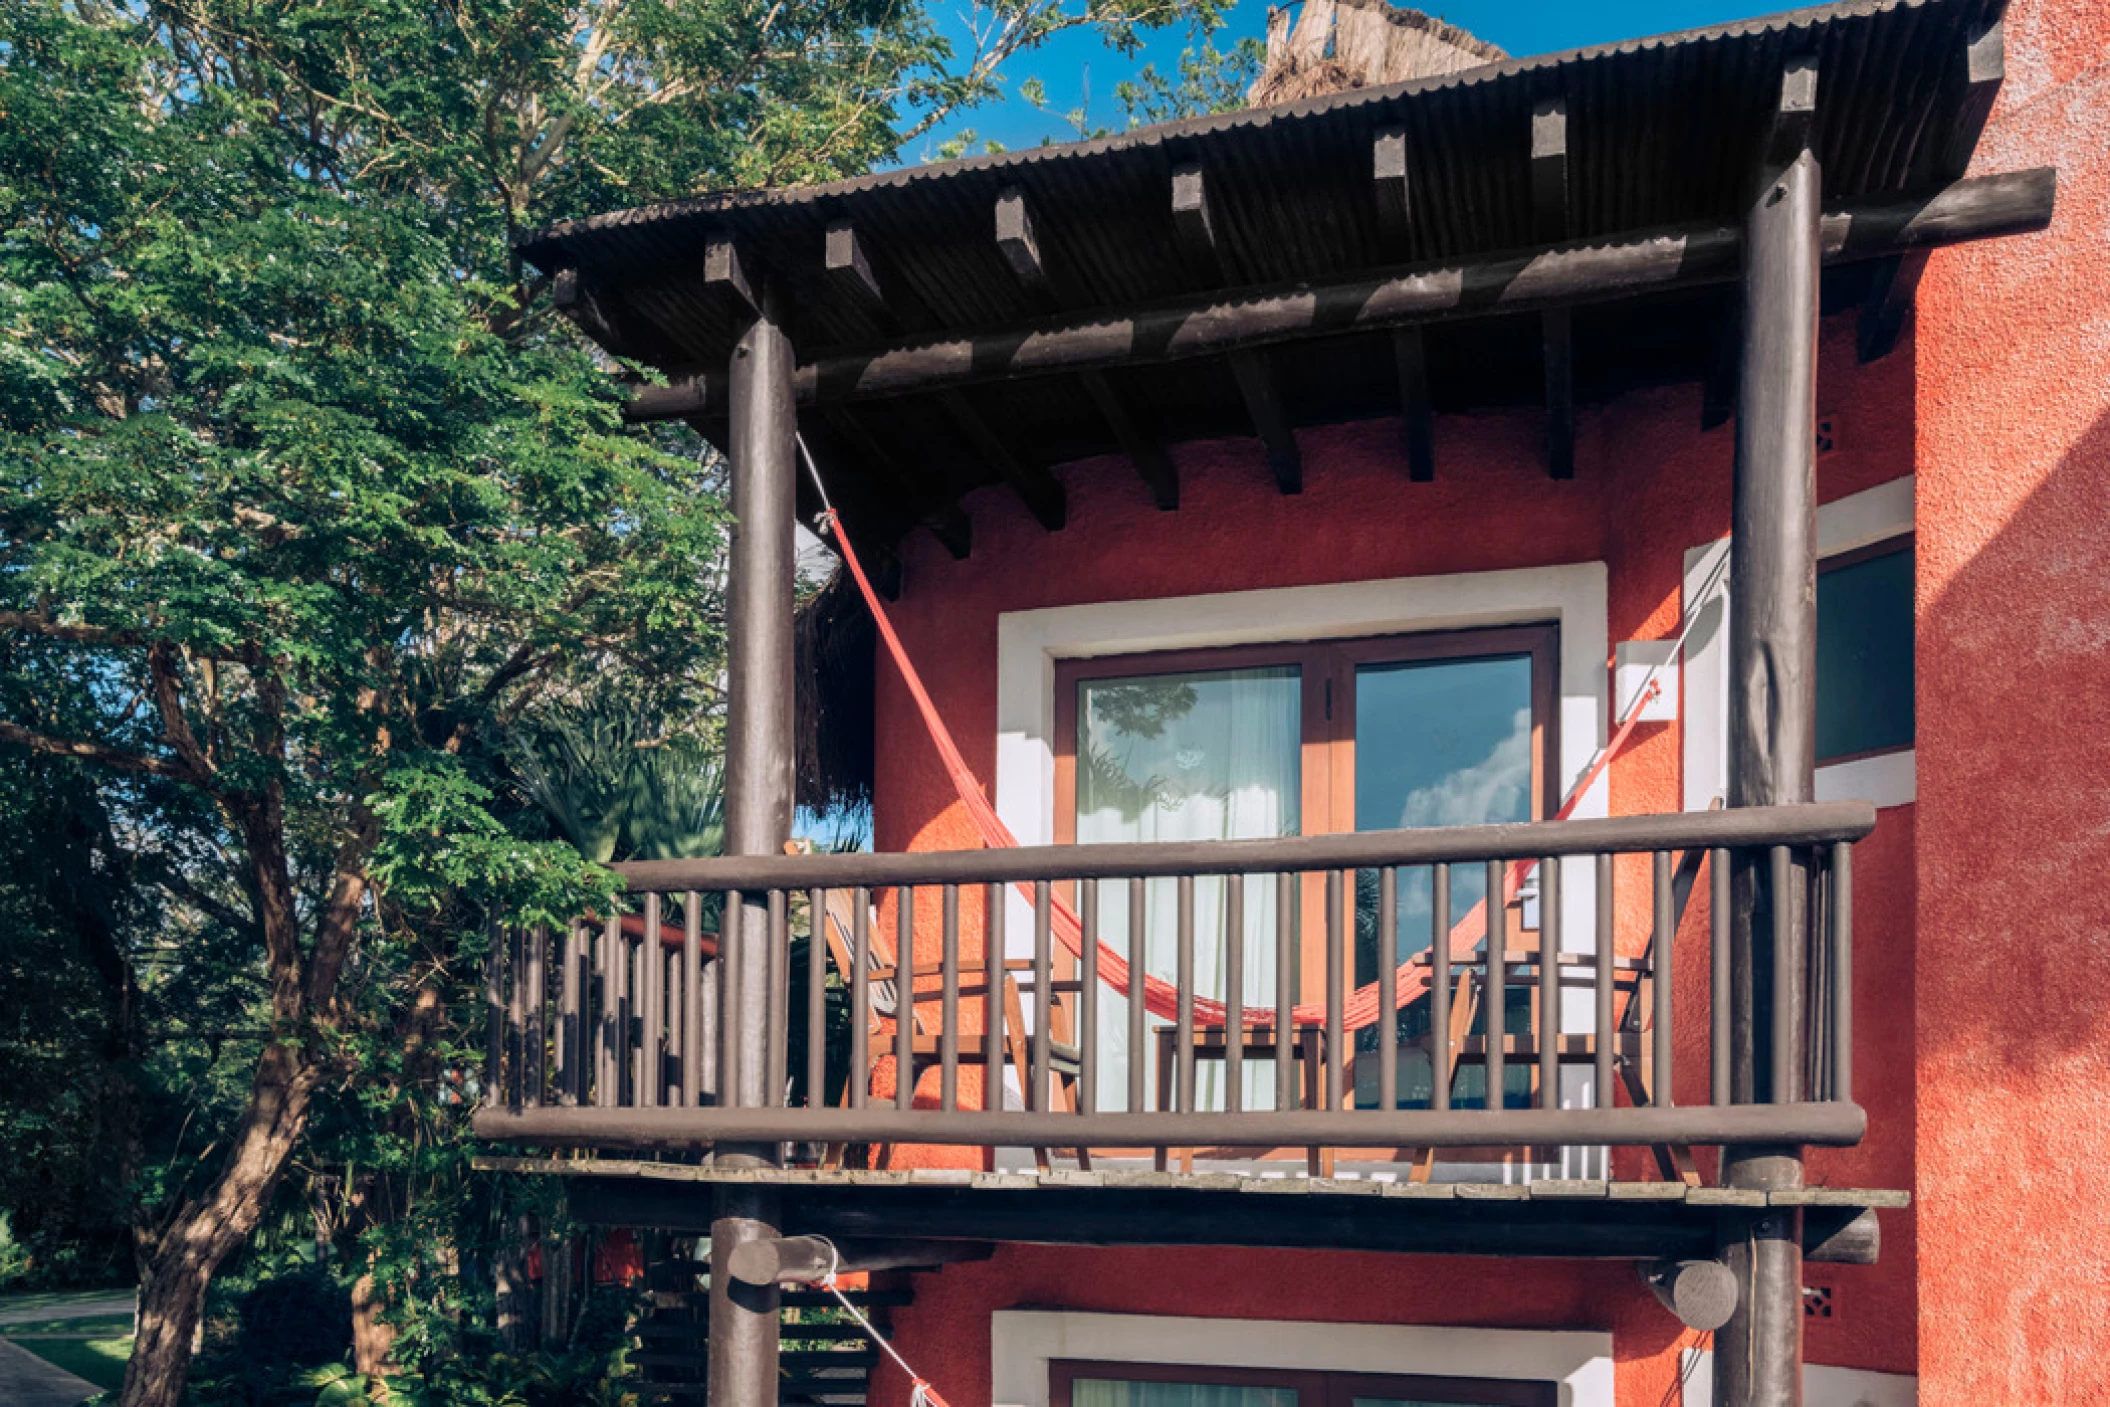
[1915,403,2110,1071]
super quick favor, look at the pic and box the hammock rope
[802,438,1711,1034]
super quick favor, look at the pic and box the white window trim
[991,1309,1613,1407]
[992,565,1612,1161]
[1682,476,1916,813]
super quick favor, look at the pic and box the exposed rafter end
[824,220,886,316]
[1227,349,1301,495]
[1081,371,1178,511]
[1170,161,1222,286]
[996,186,1047,294]
[1941,19,2005,181]
[1373,125,1410,253]
[1764,54,1820,171]
[1531,96,1570,245]
[703,234,757,316]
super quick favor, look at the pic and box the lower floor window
[1051,1359,1557,1407]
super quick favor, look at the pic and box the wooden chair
[1396,843,1712,1185]
[1152,1021,1335,1176]
[794,856,1088,1171]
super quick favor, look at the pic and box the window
[1816,534,1914,764]
[1052,627,1557,1110]
[1050,1360,1556,1407]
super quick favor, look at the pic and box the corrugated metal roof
[522,0,2006,558]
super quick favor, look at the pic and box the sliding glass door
[1055,626,1557,1113]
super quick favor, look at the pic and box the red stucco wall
[853,5,2110,1399]
[1910,2,2110,1400]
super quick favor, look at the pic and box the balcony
[473,801,1871,1171]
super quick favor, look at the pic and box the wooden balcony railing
[473,802,1873,1160]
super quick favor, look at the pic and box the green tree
[1,2,1236,1403]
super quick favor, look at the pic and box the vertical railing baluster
[1325,869,1345,1111]
[807,889,826,1110]
[598,913,620,1109]
[528,925,548,1108]
[1654,850,1675,1108]
[1225,874,1245,1115]
[1485,860,1507,1111]
[896,886,916,1113]
[562,921,586,1106]
[1431,864,1451,1112]
[941,884,960,1113]
[623,910,641,1107]
[507,925,527,1112]
[1276,872,1295,1109]
[1770,844,1794,1103]
[1376,867,1397,1113]
[718,892,740,1109]
[640,894,662,1107]
[682,893,702,1108]
[851,889,870,1111]
[1079,879,1099,1116]
[1831,841,1852,1105]
[1128,877,1147,1113]
[1538,858,1559,1110]
[1595,854,1614,1109]
[483,919,503,1109]
[767,889,790,1106]
[1175,874,1196,1114]
[665,930,683,1107]
[1032,880,1053,1114]
[984,883,1004,1111]
[1711,849,1731,1106]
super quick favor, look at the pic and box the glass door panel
[1352,651,1537,1111]
[1075,665,1301,1110]
[1071,1381,1301,1407]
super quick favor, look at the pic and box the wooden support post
[1717,54,1820,1407]
[710,274,796,1407]
[1392,327,1435,481]
[1227,349,1302,494]
[935,388,1066,531]
[1081,371,1178,510]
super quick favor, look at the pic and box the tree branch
[0,720,203,782]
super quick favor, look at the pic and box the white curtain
[1075,667,1299,1111]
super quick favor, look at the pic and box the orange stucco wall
[854,5,2109,1400]
[1910,2,2110,1401]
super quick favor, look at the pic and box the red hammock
[825,509,1660,1033]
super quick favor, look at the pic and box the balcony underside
[477,1156,1904,1265]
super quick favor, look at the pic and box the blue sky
[905,0,1796,161]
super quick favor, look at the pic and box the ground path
[0,1291,133,1327]
[0,1338,99,1406]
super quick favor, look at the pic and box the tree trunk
[350,1259,395,1392]
[118,1040,319,1407]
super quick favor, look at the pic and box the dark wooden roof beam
[1531,96,1573,478]
[824,220,887,317]
[817,408,972,560]
[622,170,2057,423]
[935,388,1066,531]
[996,186,1047,294]
[1080,371,1178,510]
[1227,349,1302,495]
[703,234,758,317]
[1864,20,2002,364]
[1373,125,1410,254]
[1392,326,1435,481]
[1171,161,1223,284]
